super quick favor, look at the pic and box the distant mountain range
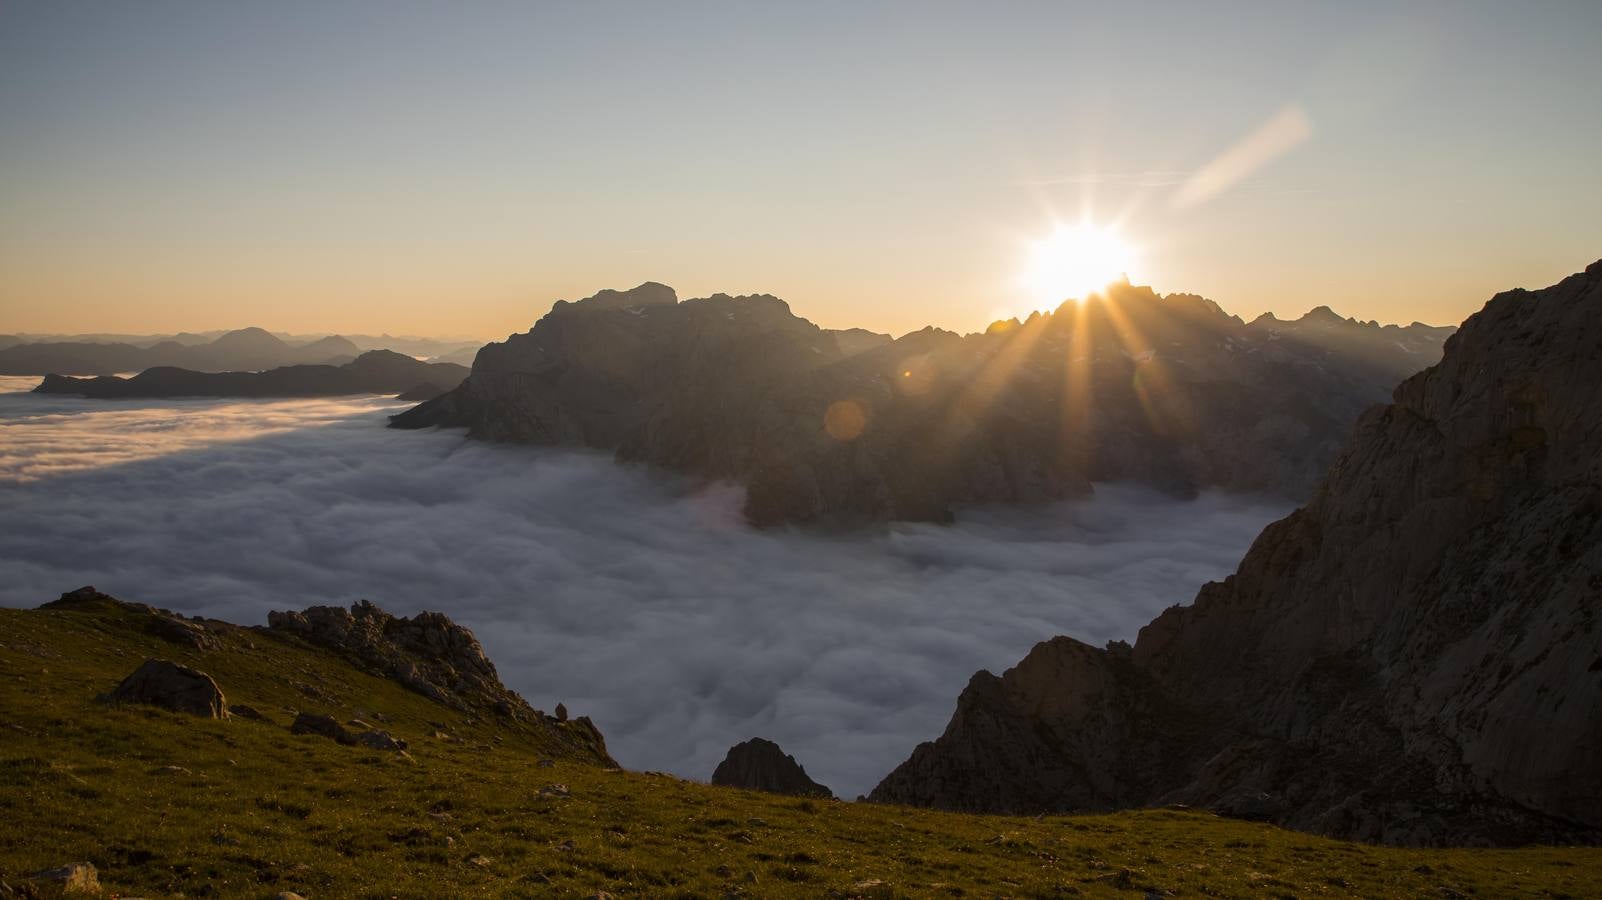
[868,261,1602,845]
[33,350,468,401]
[0,327,362,376]
[0,328,485,374]
[393,280,1454,523]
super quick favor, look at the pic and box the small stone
[150,765,191,776]
[228,704,266,721]
[537,783,570,798]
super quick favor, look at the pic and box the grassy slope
[1,603,1598,899]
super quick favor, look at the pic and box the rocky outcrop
[392,280,1451,524]
[267,600,506,711]
[266,600,614,764]
[39,588,612,765]
[711,738,833,798]
[870,261,1602,846]
[35,349,466,400]
[102,659,228,719]
[44,586,224,652]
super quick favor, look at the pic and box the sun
[1023,222,1137,304]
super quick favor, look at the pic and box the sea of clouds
[0,376,1289,798]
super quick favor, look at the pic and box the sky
[2,0,1599,338]
[0,380,1287,797]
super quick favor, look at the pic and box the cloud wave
[0,380,1288,798]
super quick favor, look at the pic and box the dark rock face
[103,659,228,719]
[711,738,833,798]
[392,280,1451,524]
[34,349,467,400]
[267,600,614,765]
[870,262,1602,846]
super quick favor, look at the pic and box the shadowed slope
[4,589,1599,895]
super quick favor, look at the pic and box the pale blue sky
[2,1,1598,336]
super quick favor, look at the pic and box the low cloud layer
[0,380,1288,798]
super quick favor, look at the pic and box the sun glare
[1023,223,1137,305]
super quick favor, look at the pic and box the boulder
[290,712,356,745]
[354,729,407,752]
[101,659,227,718]
[27,862,99,895]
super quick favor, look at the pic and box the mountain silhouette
[393,280,1453,523]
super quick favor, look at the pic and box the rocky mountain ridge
[393,280,1453,524]
[868,261,1602,846]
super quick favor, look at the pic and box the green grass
[1,603,1598,898]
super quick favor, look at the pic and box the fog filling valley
[0,377,1290,798]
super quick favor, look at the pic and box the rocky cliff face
[711,738,833,798]
[870,261,1602,846]
[393,280,1450,524]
